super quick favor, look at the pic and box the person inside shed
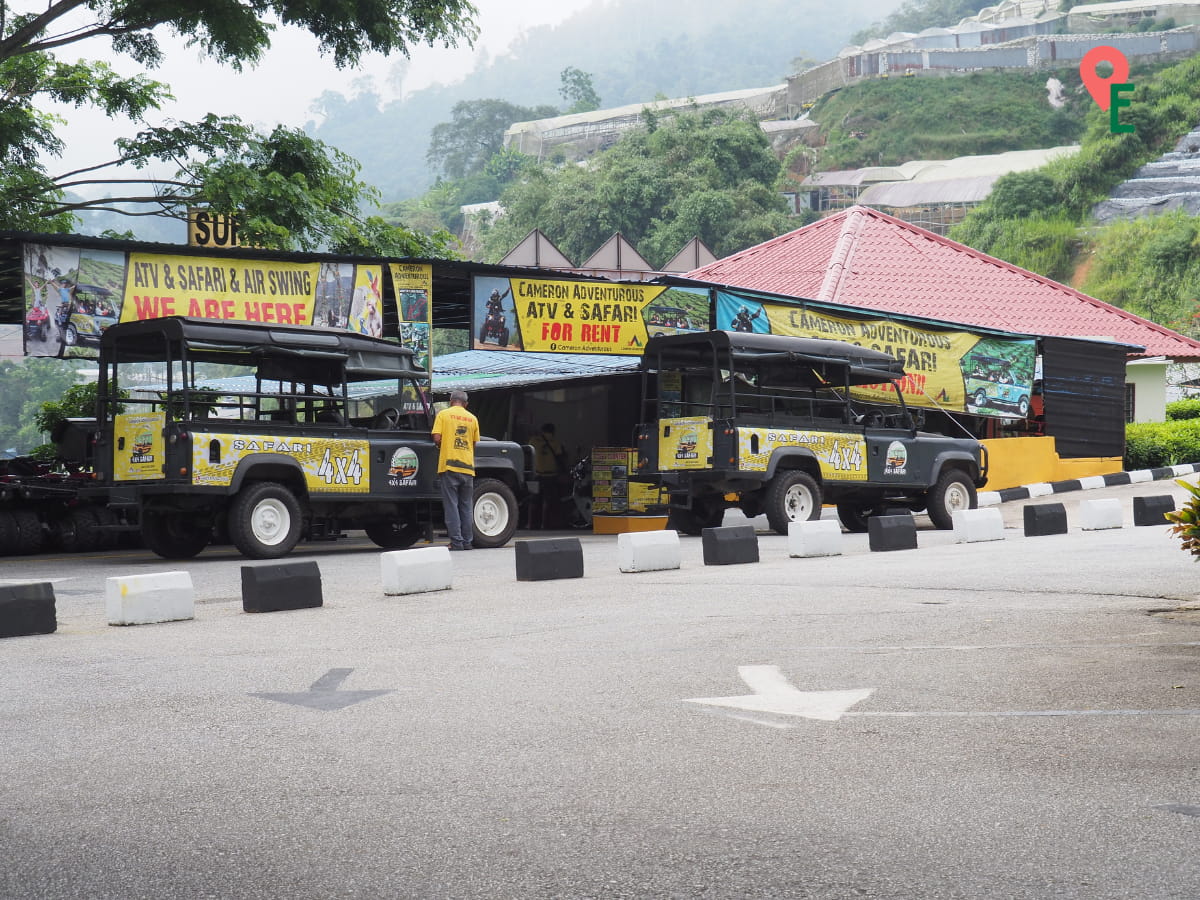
[527,422,568,529]
[432,390,480,550]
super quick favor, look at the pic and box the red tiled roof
[688,205,1200,360]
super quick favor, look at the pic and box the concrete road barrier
[516,538,584,581]
[241,561,323,613]
[701,524,759,566]
[1080,498,1123,531]
[0,582,56,638]
[952,508,1005,544]
[381,546,453,595]
[617,530,681,573]
[1024,503,1068,536]
[787,520,842,558]
[1133,494,1176,527]
[106,571,194,626]
[868,514,917,552]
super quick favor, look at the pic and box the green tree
[559,66,601,114]
[0,359,85,454]
[426,99,557,180]
[481,108,791,266]
[0,0,477,250]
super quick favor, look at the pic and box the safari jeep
[634,331,987,534]
[90,316,530,559]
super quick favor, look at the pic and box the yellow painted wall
[981,437,1124,490]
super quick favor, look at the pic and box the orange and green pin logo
[1081,46,1135,134]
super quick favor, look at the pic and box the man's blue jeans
[440,471,474,548]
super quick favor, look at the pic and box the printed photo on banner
[389,263,434,376]
[23,243,81,357]
[348,266,384,338]
[314,262,354,329]
[643,287,709,337]
[473,276,524,350]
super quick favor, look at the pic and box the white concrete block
[951,508,1005,544]
[1080,497,1123,531]
[1172,464,1195,477]
[1026,482,1054,498]
[106,571,194,626]
[976,491,1001,507]
[1129,469,1153,483]
[787,519,842,558]
[617,530,681,573]
[1079,476,1107,490]
[381,546,452,595]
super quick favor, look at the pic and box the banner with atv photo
[18,240,413,359]
[715,291,1037,419]
[471,275,709,354]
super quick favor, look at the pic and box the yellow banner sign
[121,252,320,326]
[390,263,432,375]
[191,432,370,493]
[474,275,670,354]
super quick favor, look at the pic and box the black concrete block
[868,515,918,552]
[241,561,323,613]
[701,524,759,565]
[0,582,57,638]
[1133,494,1176,527]
[1023,503,1068,537]
[515,538,584,581]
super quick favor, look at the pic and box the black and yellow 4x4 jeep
[90,317,530,559]
[634,331,987,534]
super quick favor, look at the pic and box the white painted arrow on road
[684,665,875,722]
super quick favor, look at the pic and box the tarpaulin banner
[390,263,432,376]
[472,275,709,355]
[716,291,1037,418]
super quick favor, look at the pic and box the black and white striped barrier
[978,462,1200,507]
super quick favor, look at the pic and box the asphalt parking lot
[3,476,1200,899]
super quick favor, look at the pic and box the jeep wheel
[668,499,725,535]
[472,478,518,548]
[141,509,211,559]
[973,389,987,409]
[364,520,422,550]
[1017,395,1030,418]
[229,482,303,558]
[927,470,976,530]
[765,471,822,534]
[836,502,876,533]
[65,323,78,346]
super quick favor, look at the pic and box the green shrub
[1166,398,1200,421]
[1166,479,1200,561]
[1124,419,1200,469]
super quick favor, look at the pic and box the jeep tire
[668,498,725,535]
[472,478,518,548]
[765,470,822,534]
[229,481,303,559]
[364,519,422,550]
[926,469,976,530]
[142,508,211,559]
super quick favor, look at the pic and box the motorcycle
[563,456,593,529]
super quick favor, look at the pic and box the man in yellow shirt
[431,390,480,550]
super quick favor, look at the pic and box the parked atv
[25,304,50,343]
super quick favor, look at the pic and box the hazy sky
[47,0,594,177]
